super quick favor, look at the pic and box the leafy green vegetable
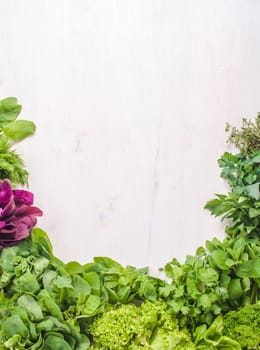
[161,235,260,328]
[194,315,241,349]
[89,301,195,349]
[205,151,260,238]
[0,229,91,349]
[223,303,260,349]
[0,229,166,349]
[218,151,260,198]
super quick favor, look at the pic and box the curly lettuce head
[89,301,195,350]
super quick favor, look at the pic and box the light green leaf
[39,289,64,321]
[0,97,22,128]
[252,154,260,163]
[3,119,36,142]
[34,257,50,276]
[17,295,43,321]
[72,275,91,294]
[56,276,73,289]
[31,228,54,259]
[93,256,123,272]
[228,279,243,300]
[246,183,260,200]
[236,259,260,278]
[211,250,228,270]
[249,207,260,218]
[12,270,40,294]
[43,334,73,350]
[83,295,101,316]
[83,272,100,291]
[42,270,58,291]
[65,261,83,275]
[2,315,29,339]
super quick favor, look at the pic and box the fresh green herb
[218,151,260,198]
[0,97,36,185]
[161,235,260,329]
[0,136,29,186]
[205,151,260,239]
[226,114,260,153]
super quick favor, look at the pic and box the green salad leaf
[223,303,260,349]
[89,301,195,350]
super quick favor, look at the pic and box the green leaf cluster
[194,315,241,350]
[160,117,260,340]
[205,151,260,238]
[0,229,165,349]
[226,114,260,153]
[161,236,260,329]
[0,97,36,186]
[223,302,260,349]
[0,229,89,349]
[218,152,260,198]
[89,301,195,350]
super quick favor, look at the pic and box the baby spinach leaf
[43,334,73,350]
[17,295,43,321]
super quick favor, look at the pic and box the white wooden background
[0,1,260,271]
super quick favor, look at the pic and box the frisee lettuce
[88,301,195,350]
